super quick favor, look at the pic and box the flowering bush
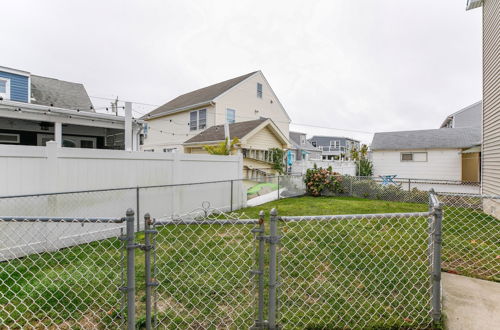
[304,165,344,196]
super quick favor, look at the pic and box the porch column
[54,121,62,147]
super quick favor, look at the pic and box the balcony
[242,148,275,164]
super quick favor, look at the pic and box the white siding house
[371,127,481,181]
[372,149,462,181]
[142,71,291,152]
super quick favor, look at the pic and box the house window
[401,152,427,162]
[189,109,207,131]
[311,141,316,147]
[226,109,236,124]
[330,140,340,148]
[0,133,20,143]
[0,78,11,99]
[257,83,263,98]
[300,135,306,146]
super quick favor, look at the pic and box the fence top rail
[280,211,433,222]
[154,218,260,226]
[0,216,125,223]
[436,192,500,199]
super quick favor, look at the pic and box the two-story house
[466,0,500,217]
[141,71,291,152]
[288,131,322,162]
[308,136,361,160]
[0,66,142,150]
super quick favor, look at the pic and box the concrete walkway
[442,272,500,330]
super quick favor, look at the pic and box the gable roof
[289,131,318,151]
[440,101,481,128]
[31,75,94,111]
[143,71,258,119]
[371,127,481,151]
[184,118,267,144]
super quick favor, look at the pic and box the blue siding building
[0,68,30,103]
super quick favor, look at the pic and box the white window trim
[0,78,11,100]
[0,133,20,143]
[190,109,207,131]
[257,83,263,98]
[330,140,340,148]
[400,152,428,162]
[226,108,236,124]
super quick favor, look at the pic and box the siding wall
[372,149,462,180]
[482,0,500,198]
[245,126,285,150]
[0,71,29,102]
[214,72,290,138]
[142,105,216,151]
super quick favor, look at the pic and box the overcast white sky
[3,0,482,143]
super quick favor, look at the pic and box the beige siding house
[467,0,500,217]
[141,71,291,152]
[183,118,290,179]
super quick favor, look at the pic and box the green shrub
[304,165,344,196]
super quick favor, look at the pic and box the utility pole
[110,97,119,116]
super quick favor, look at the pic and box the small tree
[360,144,368,159]
[269,148,285,174]
[350,147,359,161]
[356,158,373,176]
[203,137,240,155]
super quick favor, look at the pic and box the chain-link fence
[0,215,127,328]
[150,210,259,329]
[1,180,497,329]
[275,211,437,329]
[437,193,500,281]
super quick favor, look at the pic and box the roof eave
[144,101,214,120]
[466,0,483,10]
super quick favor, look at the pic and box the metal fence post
[125,208,136,330]
[268,208,279,330]
[251,211,266,329]
[144,213,157,330]
[408,178,411,192]
[277,176,280,200]
[431,201,443,324]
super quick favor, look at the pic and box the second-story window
[190,109,207,131]
[330,140,340,148]
[311,141,316,147]
[226,109,236,124]
[0,78,10,100]
[257,83,263,98]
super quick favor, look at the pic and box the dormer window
[257,83,263,98]
[0,78,10,100]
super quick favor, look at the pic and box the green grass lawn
[0,196,496,329]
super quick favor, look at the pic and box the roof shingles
[184,118,267,144]
[144,71,257,119]
[371,127,481,150]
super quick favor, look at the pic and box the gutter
[0,99,145,124]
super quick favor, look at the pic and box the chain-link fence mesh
[437,193,500,281]
[0,217,126,328]
[151,210,259,329]
[277,212,434,329]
